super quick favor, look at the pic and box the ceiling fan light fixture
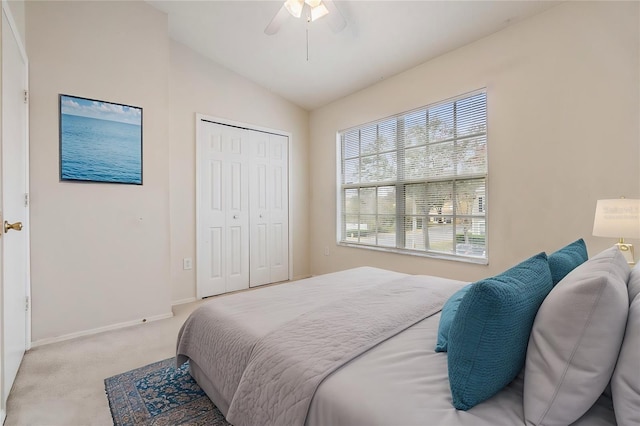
[310,2,329,22]
[284,0,304,18]
[266,0,345,35]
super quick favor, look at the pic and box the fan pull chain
[306,29,309,62]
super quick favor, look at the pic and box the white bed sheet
[307,311,616,426]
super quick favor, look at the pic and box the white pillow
[524,247,629,426]
[611,263,640,425]
[628,261,640,301]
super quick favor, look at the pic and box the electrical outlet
[183,258,193,270]
[324,247,330,256]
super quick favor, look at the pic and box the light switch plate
[183,258,193,270]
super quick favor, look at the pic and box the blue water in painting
[61,114,142,184]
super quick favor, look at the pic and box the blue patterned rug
[105,358,230,426]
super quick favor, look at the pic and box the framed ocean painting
[59,94,143,185]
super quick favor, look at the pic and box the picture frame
[59,94,143,185]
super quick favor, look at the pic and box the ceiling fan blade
[265,4,290,35]
[322,0,346,33]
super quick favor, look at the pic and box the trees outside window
[339,91,487,261]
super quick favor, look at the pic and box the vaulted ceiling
[148,1,559,110]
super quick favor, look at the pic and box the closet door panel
[268,134,289,283]
[226,225,245,292]
[197,125,227,297]
[250,132,271,287]
[224,129,249,293]
[210,160,222,210]
[209,227,223,280]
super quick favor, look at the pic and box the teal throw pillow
[435,284,471,353]
[447,252,553,410]
[548,239,588,285]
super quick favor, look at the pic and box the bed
[176,247,635,426]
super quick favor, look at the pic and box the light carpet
[5,302,205,426]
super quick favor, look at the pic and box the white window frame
[336,89,488,264]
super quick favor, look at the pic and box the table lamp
[593,198,640,265]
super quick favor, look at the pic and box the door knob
[233,214,239,219]
[4,221,23,233]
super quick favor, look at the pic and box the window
[338,90,487,262]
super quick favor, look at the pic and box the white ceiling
[148,1,560,110]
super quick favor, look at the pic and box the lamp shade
[592,199,640,239]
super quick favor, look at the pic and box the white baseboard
[171,297,197,306]
[30,312,174,348]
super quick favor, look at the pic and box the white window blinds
[338,90,487,261]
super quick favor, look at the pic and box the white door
[249,133,289,287]
[197,122,249,298]
[1,5,29,416]
[248,131,270,287]
[197,118,289,298]
[267,134,289,284]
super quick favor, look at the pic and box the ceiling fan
[265,0,347,35]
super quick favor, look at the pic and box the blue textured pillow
[435,284,471,353]
[548,239,588,285]
[448,252,553,410]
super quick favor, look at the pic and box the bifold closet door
[249,132,289,287]
[197,122,250,298]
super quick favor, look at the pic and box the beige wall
[27,1,172,341]
[309,1,640,280]
[6,1,25,44]
[169,40,310,303]
[25,1,310,340]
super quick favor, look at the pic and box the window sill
[337,242,489,265]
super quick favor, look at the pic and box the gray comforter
[225,276,451,426]
[176,267,414,414]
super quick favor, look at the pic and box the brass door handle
[4,221,23,233]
